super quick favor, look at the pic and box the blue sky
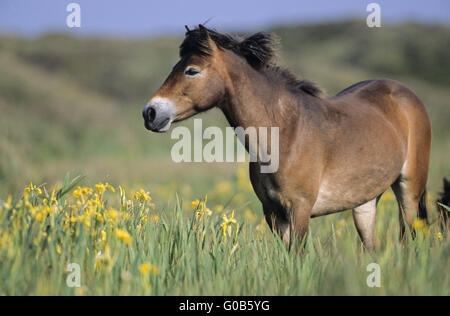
[0,0,448,37]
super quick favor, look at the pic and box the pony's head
[142,24,277,132]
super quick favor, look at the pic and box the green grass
[0,177,448,296]
[0,20,449,295]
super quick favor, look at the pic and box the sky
[0,0,449,37]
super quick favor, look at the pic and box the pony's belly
[310,173,398,217]
[311,188,365,217]
[310,126,406,217]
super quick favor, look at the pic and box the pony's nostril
[147,107,156,122]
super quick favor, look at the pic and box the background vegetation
[0,20,448,295]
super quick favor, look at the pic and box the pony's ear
[444,177,450,192]
[198,24,220,52]
[238,32,278,69]
[198,24,207,32]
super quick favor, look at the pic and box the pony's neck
[219,53,301,130]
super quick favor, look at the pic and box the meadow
[0,175,448,295]
[0,20,449,295]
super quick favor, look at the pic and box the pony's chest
[250,169,284,204]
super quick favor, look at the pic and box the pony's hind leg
[391,172,428,241]
[390,88,431,240]
[352,198,378,251]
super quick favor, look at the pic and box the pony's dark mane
[180,25,322,97]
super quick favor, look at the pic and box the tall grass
[0,176,447,296]
[0,21,448,295]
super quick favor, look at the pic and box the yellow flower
[222,210,237,225]
[194,197,212,218]
[25,182,42,195]
[116,229,132,245]
[139,263,159,276]
[151,215,161,222]
[73,187,93,203]
[56,245,62,254]
[413,219,429,236]
[191,199,201,209]
[101,230,107,242]
[106,208,119,221]
[3,195,12,210]
[106,183,115,192]
[35,212,45,223]
[95,182,115,195]
[196,208,212,218]
[95,183,106,195]
[222,210,237,237]
[134,189,152,203]
[413,219,426,230]
[437,232,443,241]
[73,188,82,198]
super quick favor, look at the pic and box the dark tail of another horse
[437,177,450,230]
[418,190,428,223]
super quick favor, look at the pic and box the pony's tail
[438,204,449,229]
[418,190,428,223]
[437,178,450,230]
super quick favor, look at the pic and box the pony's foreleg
[261,188,314,250]
[289,198,313,252]
[352,198,378,251]
[263,205,290,247]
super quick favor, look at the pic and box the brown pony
[142,25,432,250]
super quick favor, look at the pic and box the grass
[0,175,448,296]
[0,20,449,295]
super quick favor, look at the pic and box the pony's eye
[184,67,201,77]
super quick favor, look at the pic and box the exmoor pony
[142,25,431,250]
